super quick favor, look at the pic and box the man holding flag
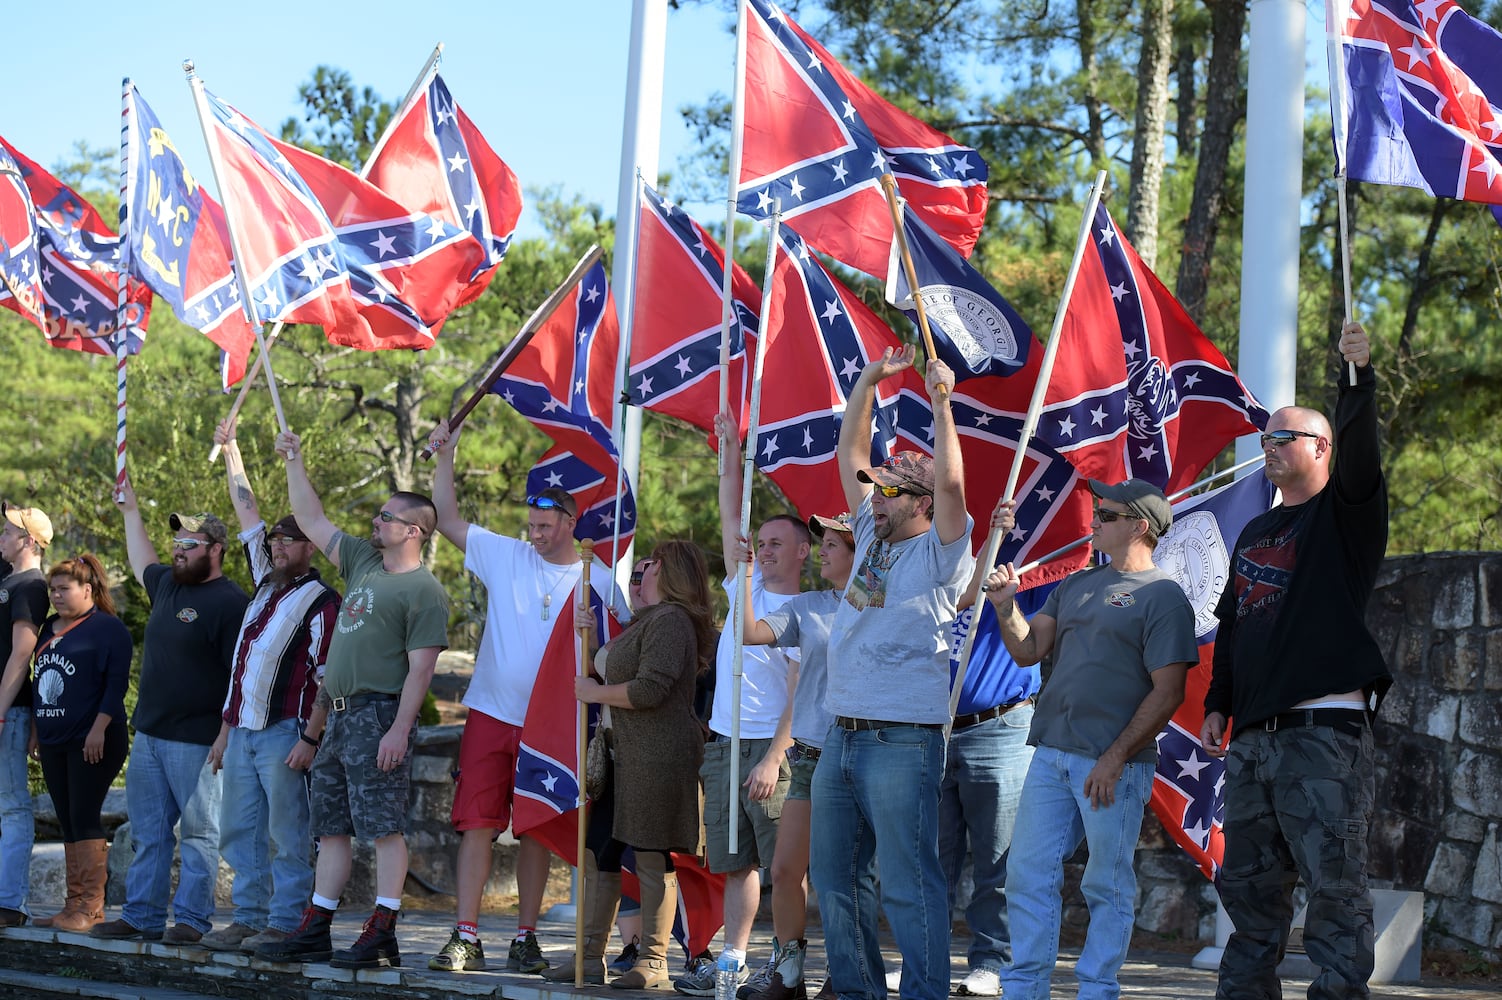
[1201,322,1391,1000]
[424,422,623,976]
[255,430,449,970]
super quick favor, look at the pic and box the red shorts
[451,710,523,832]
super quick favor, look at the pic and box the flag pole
[717,0,750,476]
[1324,0,1358,387]
[877,173,946,397]
[574,540,595,989]
[184,60,289,434]
[726,200,780,857]
[419,244,604,459]
[206,42,445,462]
[113,79,135,496]
[1008,456,1267,577]
[946,169,1107,733]
[608,170,648,597]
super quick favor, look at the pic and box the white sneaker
[954,967,1001,996]
[885,969,902,993]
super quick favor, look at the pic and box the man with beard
[0,504,51,927]
[811,346,975,1000]
[256,429,448,971]
[95,480,249,943]
[197,419,340,952]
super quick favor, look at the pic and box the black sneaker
[429,928,486,972]
[330,905,401,969]
[609,937,639,974]
[506,929,549,973]
[255,905,334,964]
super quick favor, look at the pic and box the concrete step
[0,967,220,999]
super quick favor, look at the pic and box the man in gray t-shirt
[810,346,974,1000]
[982,478,1196,1000]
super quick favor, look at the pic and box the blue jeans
[811,724,949,1000]
[939,704,1034,974]
[221,719,314,932]
[121,732,221,933]
[0,706,34,913]
[1000,746,1155,1000]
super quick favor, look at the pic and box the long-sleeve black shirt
[1205,363,1392,735]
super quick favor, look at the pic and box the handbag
[585,706,613,799]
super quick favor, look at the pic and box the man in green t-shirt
[256,430,449,971]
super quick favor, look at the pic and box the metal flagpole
[113,79,136,496]
[573,543,595,988]
[717,0,750,476]
[946,170,1108,733]
[206,43,446,461]
[609,170,648,613]
[1325,0,1358,387]
[727,201,780,856]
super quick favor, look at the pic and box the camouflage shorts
[308,698,417,841]
[1216,720,1375,1000]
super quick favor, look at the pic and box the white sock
[375,896,402,912]
[723,947,747,967]
[311,893,339,911]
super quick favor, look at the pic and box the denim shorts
[309,699,415,840]
[786,745,820,803]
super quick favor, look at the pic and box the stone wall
[1127,552,1502,960]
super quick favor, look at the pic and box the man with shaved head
[1201,321,1392,1000]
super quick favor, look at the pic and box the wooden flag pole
[418,244,604,460]
[878,173,946,397]
[574,539,595,989]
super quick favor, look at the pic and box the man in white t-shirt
[672,411,807,998]
[425,424,624,975]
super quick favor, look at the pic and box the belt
[951,697,1033,731]
[707,732,729,743]
[1259,708,1368,736]
[835,716,943,732]
[329,692,400,713]
[791,741,822,762]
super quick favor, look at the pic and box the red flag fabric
[739,0,989,278]
[1039,202,1267,494]
[363,71,522,305]
[201,88,485,351]
[0,136,152,355]
[1148,472,1275,879]
[626,183,762,431]
[491,261,636,564]
[0,146,44,333]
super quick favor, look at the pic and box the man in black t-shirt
[1202,322,1391,1000]
[0,503,52,926]
[92,479,248,945]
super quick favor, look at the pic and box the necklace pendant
[542,594,551,621]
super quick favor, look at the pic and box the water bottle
[714,952,741,1000]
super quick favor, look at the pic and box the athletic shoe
[674,955,747,997]
[953,967,1000,996]
[429,929,487,972]
[507,929,549,973]
[609,937,639,974]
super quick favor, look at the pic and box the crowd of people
[0,323,1389,1000]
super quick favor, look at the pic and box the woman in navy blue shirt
[29,554,132,931]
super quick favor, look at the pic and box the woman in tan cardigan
[571,540,715,988]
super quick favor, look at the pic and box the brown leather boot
[611,851,676,990]
[32,841,81,928]
[52,839,107,932]
[542,851,622,984]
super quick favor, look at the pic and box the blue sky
[3,1,739,238]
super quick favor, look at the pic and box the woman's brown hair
[649,540,717,674]
[48,553,116,617]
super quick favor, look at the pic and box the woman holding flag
[571,540,714,989]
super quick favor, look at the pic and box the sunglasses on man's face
[172,538,210,551]
[1259,429,1321,448]
[873,484,915,499]
[377,510,420,530]
[1092,507,1142,524]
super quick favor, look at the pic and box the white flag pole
[113,79,136,495]
[947,169,1108,731]
[1325,0,1358,387]
[717,0,750,476]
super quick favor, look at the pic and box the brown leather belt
[951,697,1033,731]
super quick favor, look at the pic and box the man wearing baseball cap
[981,478,1196,1000]
[196,419,340,952]
[813,345,976,1000]
[97,479,249,944]
[0,503,52,926]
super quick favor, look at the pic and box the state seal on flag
[919,283,1021,374]
[1154,509,1228,639]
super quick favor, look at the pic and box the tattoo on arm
[322,534,340,560]
[315,687,332,711]
[233,477,254,509]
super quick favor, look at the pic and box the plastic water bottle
[714,952,741,1000]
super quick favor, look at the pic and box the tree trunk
[1077,0,1109,177]
[1397,199,1452,361]
[1127,0,1176,269]
[1175,0,1247,324]
[1175,28,1198,158]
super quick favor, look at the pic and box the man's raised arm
[215,417,262,533]
[837,344,916,515]
[924,358,967,545]
[275,430,340,568]
[112,475,158,587]
[426,422,472,552]
[714,409,746,576]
